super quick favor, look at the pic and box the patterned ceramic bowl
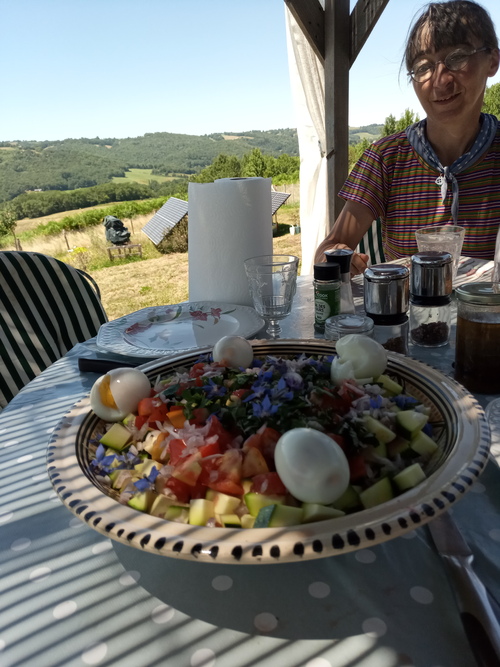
[47,339,490,564]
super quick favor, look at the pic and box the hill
[0,129,299,204]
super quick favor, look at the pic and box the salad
[89,336,440,529]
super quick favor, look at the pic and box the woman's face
[411,33,499,128]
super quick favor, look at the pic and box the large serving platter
[46,339,490,564]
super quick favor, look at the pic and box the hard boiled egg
[213,335,254,368]
[90,367,151,422]
[274,428,350,505]
[331,334,387,386]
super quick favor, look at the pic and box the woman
[315,0,500,274]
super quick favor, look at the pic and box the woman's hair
[404,1,499,71]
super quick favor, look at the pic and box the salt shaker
[410,251,452,347]
[364,264,410,355]
[324,249,355,314]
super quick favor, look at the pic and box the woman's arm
[314,200,377,274]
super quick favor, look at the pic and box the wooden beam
[284,0,325,63]
[325,0,350,230]
[350,0,391,65]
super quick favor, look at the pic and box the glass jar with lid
[364,264,410,355]
[455,283,500,393]
[324,313,374,341]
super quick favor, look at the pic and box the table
[1,277,500,667]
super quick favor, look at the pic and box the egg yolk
[99,375,118,409]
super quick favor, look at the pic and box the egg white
[90,367,151,422]
[275,428,350,504]
[213,335,253,368]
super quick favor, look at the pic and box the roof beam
[350,0,391,66]
[284,0,325,63]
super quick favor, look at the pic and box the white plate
[96,302,265,358]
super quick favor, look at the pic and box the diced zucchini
[359,477,394,509]
[99,422,132,452]
[142,430,163,455]
[331,485,361,511]
[375,374,403,395]
[220,514,242,527]
[242,479,253,494]
[134,459,161,477]
[363,415,396,444]
[373,441,388,458]
[254,504,303,528]
[244,492,285,517]
[393,463,426,491]
[150,495,188,519]
[165,505,190,522]
[122,413,136,427]
[128,491,156,513]
[189,499,215,526]
[410,430,439,458]
[396,410,429,439]
[205,490,241,514]
[241,514,256,529]
[301,503,345,523]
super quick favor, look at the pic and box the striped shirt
[339,128,500,260]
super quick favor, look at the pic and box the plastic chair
[357,218,386,265]
[0,251,108,409]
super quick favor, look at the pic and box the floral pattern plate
[96,302,265,358]
[47,339,490,565]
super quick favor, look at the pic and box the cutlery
[427,511,500,667]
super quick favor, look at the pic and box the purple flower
[134,465,159,492]
[252,394,280,419]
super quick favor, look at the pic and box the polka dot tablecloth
[1,286,500,667]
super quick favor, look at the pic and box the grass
[111,168,179,185]
[8,203,302,321]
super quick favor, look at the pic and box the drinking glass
[244,255,299,338]
[415,225,465,281]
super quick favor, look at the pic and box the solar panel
[142,191,291,246]
[142,197,188,245]
[271,191,291,215]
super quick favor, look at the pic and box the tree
[482,82,500,119]
[380,109,420,137]
[0,204,18,245]
[242,148,268,178]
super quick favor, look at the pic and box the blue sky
[1,0,500,141]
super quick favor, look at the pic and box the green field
[112,168,180,185]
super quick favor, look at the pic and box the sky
[1,0,500,142]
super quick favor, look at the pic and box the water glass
[415,225,465,280]
[244,255,299,338]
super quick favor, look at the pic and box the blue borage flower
[202,378,227,398]
[370,395,384,409]
[252,394,280,419]
[134,465,159,492]
[392,395,418,409]
[90,444,118,474]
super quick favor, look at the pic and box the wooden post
[324,0,350,232]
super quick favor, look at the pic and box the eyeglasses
[408,46,490,83]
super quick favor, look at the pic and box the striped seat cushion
[0,251,108,408]
[356,218,386,265]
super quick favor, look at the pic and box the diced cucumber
[165,505,190,522]
[150,495,188,519]
[393,463,426,491]
[359,477,393,509]
[205,490,241,514]
[363,415,396,444]
[244,492,285,517]
[99,423,132,452]
[254,504,303,528]
[128,490,156,513]
[396,410,429,439]
[375,374,403,395]
[220,514,242,527]
[373,441,387,458]
[331,485,361,511]
[410,430,439,458]
[301,503,345,523]
[241,514,255,529]
[135,459,161,477]
[189,499,215,526]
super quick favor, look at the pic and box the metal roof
[141,197,188,245]
[142,191,290,246]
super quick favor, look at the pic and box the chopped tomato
[207,477,244,496]
[168,438,187,465]
[135,414,149,430]
[251,472,287,496]
[241,447,269,477]
[189,362,206,378]
[198,440,221,458]
[190,407,210,426]
[260,427,281,463]
[148,403,169,426]
[310,389,350,415]
[231,388,248,399]
[205,415,234,450]
[198,449,243,495]
[348,454,366,482]
[328,433,347,449]
[137,397,155,416]
[172,452,202,486]
[165,477,192,504]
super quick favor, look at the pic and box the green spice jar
[314,263,341,332]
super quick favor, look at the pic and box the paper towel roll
[188,177,273,306]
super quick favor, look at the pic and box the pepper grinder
[410,251,452,347]
[324,249,355,314]
[364,264,410,355]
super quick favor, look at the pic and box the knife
[427,511,500,667]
